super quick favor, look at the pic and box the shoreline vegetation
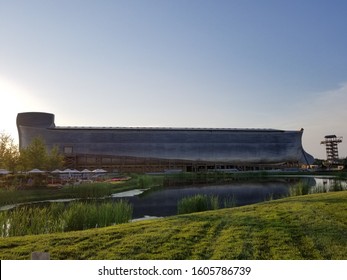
[1,171,346,208]
[0,174,163,207]
[0,190,346,259]
[0,200,133,237]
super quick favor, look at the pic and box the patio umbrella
[92,168,107,173]
[60,169,77,179]
[62,168,73,173]
[0,169,11,175]
[28,168,46,174]
[81,168,92,179]
[81,169,92,173]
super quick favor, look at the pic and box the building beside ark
[17,112,314,172]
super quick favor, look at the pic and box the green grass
[1,191,347,260]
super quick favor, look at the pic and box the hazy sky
[1,0,347,159]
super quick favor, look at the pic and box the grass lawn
[1,191,347,260]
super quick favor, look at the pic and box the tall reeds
[0,205,64,237]
[0,200,133,237]
[177,194,238,214]
[289,179,347,196]
[289,181,311,197]
[177,194,211,214]
[62,200,133,231]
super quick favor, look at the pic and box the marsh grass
[290,179,347,196]
[62,200,133,231]
[178,194,223,214]
[0,211,8,237]
[177,194,239,215]
[329,181,346,192]
[289,181,311,196]
[112,200,134,225]
[0,200,133,237]
[0,206,64,237]
[178,195,210,214]
[223,195,237,208]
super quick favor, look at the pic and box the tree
[46,145,64,171]
[19,137,47,170]
[19,137,64,171]
[0,132,20,172]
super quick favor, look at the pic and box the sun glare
[0,76,38,141]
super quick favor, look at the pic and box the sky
[1,0,347,159]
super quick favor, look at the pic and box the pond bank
[0,174,163,207]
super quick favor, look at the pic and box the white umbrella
[92,168,107,173]
[81,168,92,179]
[28,168,46,174]
[0,169,11,175]
[61,168,81,179]
[81,169,92,173]
[51,169,62,174]
[62,168,73,173]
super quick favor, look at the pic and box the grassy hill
[1,191,347,260]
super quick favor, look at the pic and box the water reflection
[2,177,346,220]
[310,177,347,193]
[110,177,347,219]
[110,180,304,219]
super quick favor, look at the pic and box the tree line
[0,132,64,172]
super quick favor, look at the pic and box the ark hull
[17,112,314,171]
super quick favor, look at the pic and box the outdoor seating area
[0,169,11,175]
[48,168,109,186]
[0,168,115,189]
[51,168,107,179]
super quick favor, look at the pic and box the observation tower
[320,135,343,163]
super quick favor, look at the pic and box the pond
[1,176,346,220]
[108,176,347,219]
[1,175,347,237]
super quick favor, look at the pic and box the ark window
[64,146,73,154]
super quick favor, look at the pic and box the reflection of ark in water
[17,112,314,172]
